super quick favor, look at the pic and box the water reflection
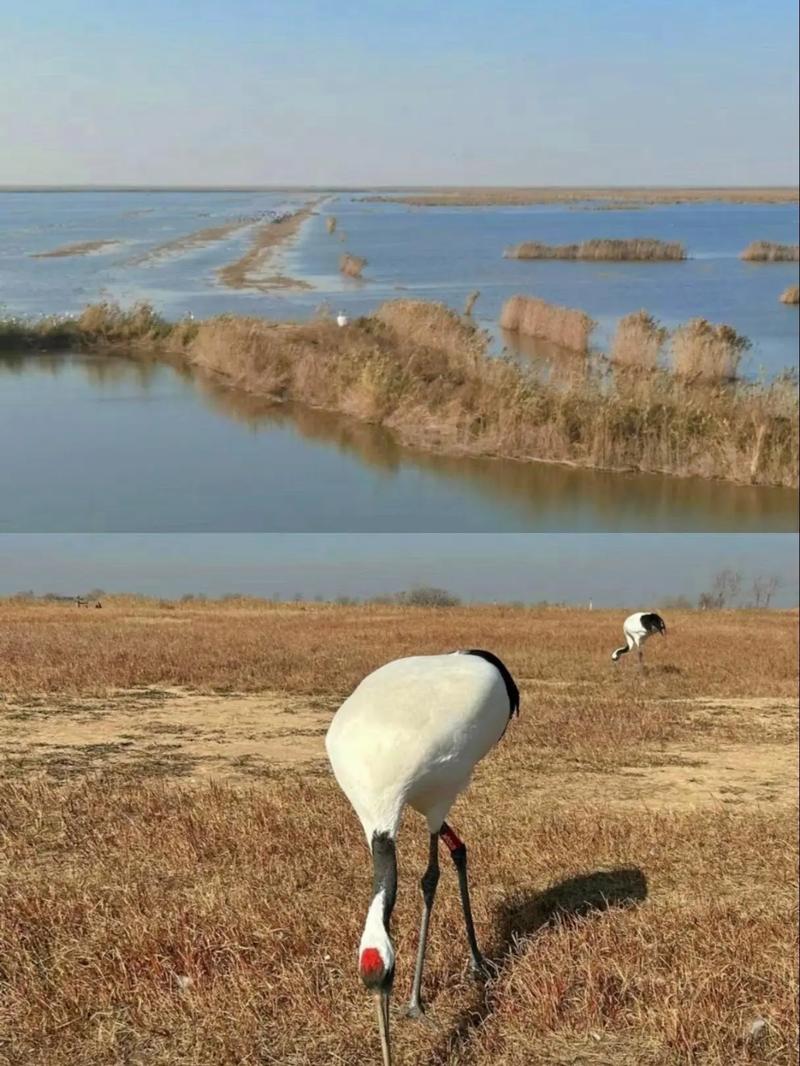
[189,365,798,532]
[2,350,796,531]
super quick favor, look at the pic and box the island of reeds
[504,238,686,261]
[339,252,366,278]
[2,299,796,487]
[740,241,800,262]
[780,284,799,305]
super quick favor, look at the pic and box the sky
[1,534,797,606]
[1,0,797,186]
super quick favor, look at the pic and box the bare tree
[751,574,783,608]
[699,568,743,609]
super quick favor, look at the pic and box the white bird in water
[336,311,349,327]
[326,648,520,1066]
[611,611,667,669]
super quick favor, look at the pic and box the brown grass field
[504,239,685,262]
[0,599,797,1066]
[362,188,800,207]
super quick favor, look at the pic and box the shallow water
[1,191,797,376]
[2,352,796,532]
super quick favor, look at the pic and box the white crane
[336,310,349,327]
[611,611,667,668]
[325,648,520,1066]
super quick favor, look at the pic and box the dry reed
[2,301,797,486]
[326,216,337,234]
[505,238,686,261]
[610,311,668,371]
[339,253,366,278]
[499,294,596,352]
[671,319,751,382]
[779,284,799,304]
[363,187,800,206]
[463,289,480,315]
[740,241,800,262]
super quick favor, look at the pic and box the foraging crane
[326,649,520,1066]
[336,311,349,327]
[611,611,666,668]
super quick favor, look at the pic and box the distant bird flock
[326,611,666,1064]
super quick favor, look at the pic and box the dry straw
[500,295,596,352]
[740,241,800,262]
[505,238,686,261]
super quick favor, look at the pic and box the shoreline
[215,203,318,291]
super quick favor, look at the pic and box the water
[1,352,795,532]
[1,190,798,376]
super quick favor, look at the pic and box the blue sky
[2,0,797,185]
[1,534,797,605]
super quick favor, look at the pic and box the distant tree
[698,568,743,609]
[397,586,461,608]
[750,574,783,608]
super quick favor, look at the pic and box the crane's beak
[374,989,392,1066]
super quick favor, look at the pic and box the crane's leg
[440,822,486,977]
[406,833,440,1018]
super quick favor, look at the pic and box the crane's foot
[404,1002,435,1028]
[470,954,492,982]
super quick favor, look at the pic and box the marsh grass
[326,216,337,234]
[505,238,686,261]
[610,311,668,371]
[671,319,751,382]
[340,252,366,278]
[499,294,596,352]
[463,290,480,316]
[779,284,799,304]
[1,300,797,486]
[740,241,800,262]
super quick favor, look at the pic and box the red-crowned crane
[611,611,667,669]
[325,649,520,1066]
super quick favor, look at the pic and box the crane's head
[359,834,397,1066]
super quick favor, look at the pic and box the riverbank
[2,300,797,488]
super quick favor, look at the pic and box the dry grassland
[0,600,797,1065]
[362,188,800,207]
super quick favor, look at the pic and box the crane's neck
[358,831,397,989]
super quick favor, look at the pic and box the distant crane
[611,611,667,669]
[336,311,349,327]
[326,649,520,1066]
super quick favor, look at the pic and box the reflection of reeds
[611,311,668,371]
[740,242,799,262]
[779,284,799,304]
[463,290,480,316]
[671,319,750,382]
[500,295,595,353]
[325,216,337,234]
[2,300,796,486]
[339,253,366,278]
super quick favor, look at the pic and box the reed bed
[779,284,799,304]
[610,311,668,371]
[671,319,751,383]
[505,238,686,261]
[339,253,366,278]
[740,241,800,262]
[499,295,596,352]
[2,300,797,486]
[326,215,337,234]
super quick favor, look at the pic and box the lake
[2,190,797,377]
[1,351,796,532]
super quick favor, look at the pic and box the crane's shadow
[432,866,648,1059]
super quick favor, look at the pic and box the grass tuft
[740,241,800,262]
[500,295,596,352]
[339,253,366,278]
[779,284,799,305]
